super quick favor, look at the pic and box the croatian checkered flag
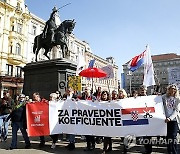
[131,111,138,121]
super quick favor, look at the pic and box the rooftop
[152,53,180,61]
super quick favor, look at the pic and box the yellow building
[0,0,31,98]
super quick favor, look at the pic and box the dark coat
[6,104,26,126]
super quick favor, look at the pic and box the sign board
[68,76,81,91]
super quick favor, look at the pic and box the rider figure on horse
[42,7,58,43]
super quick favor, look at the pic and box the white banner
[49,95,166,137]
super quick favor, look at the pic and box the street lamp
[127,71,132,95]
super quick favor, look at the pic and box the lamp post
[127,71,132,95]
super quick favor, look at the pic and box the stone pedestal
[23,58,77,99]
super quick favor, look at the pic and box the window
[10,45,13,53]
[15,66,22,77]
[77,47,79,53]
[6,64,13,76]
[17,23,22,33]
[32,25,36,35]
[11,25,14,31]
[16,43,21,55]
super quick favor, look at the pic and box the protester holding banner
[0,91,14,141]
[63,87,77,150]
[6,94,31,150]
[162,84,180,154]
[55,91,62,100]
[131,90,138,98]
[101,90,112,154]
[32,92,46,147]
[81,87,96,151]
[49,93,59,149]
[118,89,127,99]
[117,89,128,153]
[111,90,118,100]
[138,85,152,154]
[94,87,102,101]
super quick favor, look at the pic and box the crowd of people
[0,84,180,154]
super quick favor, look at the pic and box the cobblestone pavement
[0,127,180,154]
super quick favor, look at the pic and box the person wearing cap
[6,94,31,150]
[162,84,180,154]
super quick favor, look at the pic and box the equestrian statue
[33,7,76,61]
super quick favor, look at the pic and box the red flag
[26,101,50,136]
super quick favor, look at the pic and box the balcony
[8,53,24,65]
[9,31,17,39]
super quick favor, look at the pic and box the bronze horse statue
[33,19,75,61]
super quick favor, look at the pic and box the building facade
[0,0,119,98]
[0,0,31,98]
[83,51,118,93]
[122,53,180,94]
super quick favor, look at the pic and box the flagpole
[107,80,110,94]
[91,78,93,94]
[127,71,132,95]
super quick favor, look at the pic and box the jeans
[11,122,30,148]
[0,114,9,139]
[167,121,178,154]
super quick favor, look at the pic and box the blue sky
[25,0,180,73]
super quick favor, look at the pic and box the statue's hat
[52,6,58,12]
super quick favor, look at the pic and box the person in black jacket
[6,94,31,150]
[0,91,14,141]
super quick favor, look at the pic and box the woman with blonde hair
[162,84,180,154]
[118,89,127,99]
